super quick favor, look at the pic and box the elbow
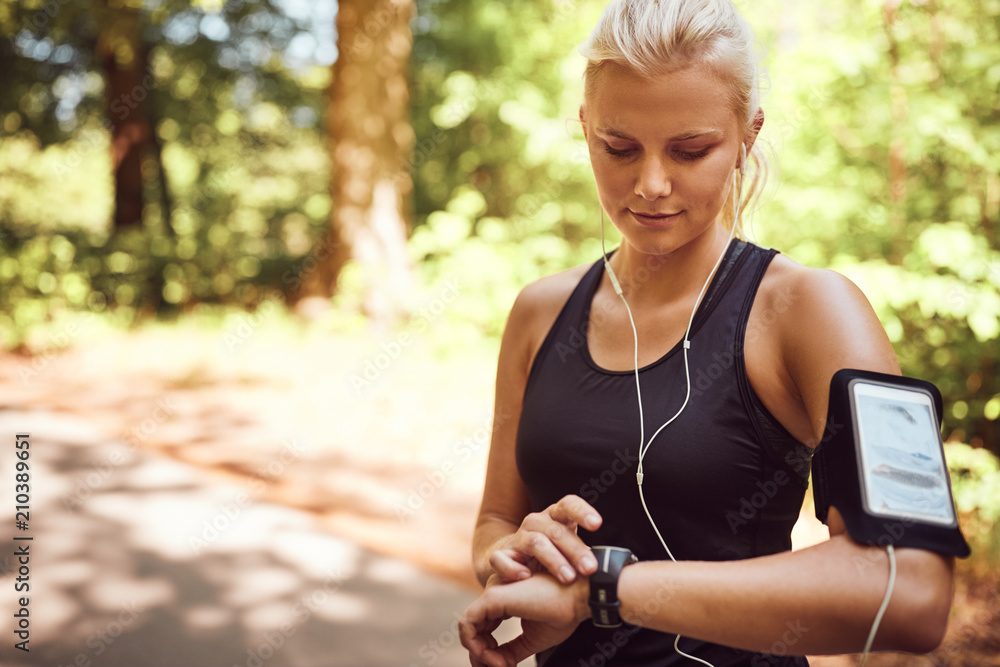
[890,551,955,654]
[898,602,950,655]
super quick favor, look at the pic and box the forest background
[1,0,999,664]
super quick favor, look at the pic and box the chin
[616,235,683,260]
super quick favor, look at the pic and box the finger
[489,549,532,582]
[463,623,509,667]
[520,522,595,580]
[459,599,507,659]
[549,494,602,532]
[474,644,509,667]
[495,633,541,667]
[476,649,510,667]
[515,529,579,583]
[547,497,602,575]
[458,607,485,653]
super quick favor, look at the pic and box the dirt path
[2,318,996,665]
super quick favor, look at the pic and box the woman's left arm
[460,266,955,665]
[619,265,955,652]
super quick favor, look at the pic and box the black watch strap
[588,546,637,628]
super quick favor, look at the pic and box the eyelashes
[603,145,711,162]
[603,146,633,158]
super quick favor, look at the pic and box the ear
[745,107,764,154]
[579,104,588,142]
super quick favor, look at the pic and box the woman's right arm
[472,275,603,588]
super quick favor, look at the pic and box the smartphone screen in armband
[812,369,971,558]
[852,381,956,527]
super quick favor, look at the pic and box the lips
[629,209,681,226]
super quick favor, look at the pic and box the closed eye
[603,145,712,161]
[604,145,634,158]
[676,148,710,161]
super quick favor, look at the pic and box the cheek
[686,161,735,210]
[590,156,628,197]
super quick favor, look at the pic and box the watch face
[851,380,957,527]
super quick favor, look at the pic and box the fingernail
[560,565,575,582]
[581,554,597,571]
[517,570,530,580]
[585,515,600,530]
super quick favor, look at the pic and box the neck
[606,224,734,308]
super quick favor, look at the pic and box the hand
[459,572,590,667]
[490,495,602,584]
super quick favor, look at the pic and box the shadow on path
[0,409,516,667]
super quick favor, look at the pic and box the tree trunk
[300,0,416,328]
[96,1,156,230]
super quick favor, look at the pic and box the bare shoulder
[503,263,593,377]
[757,252,874,318]
[757,253,898,365]
[751,250,900,443]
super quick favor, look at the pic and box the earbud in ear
[739,143,748,176]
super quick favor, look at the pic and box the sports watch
[588,546,638,628]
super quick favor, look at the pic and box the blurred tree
[93,0,168,231]
[300,0,416,327]
[0,0,997,458]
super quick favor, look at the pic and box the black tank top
[516,239,813,666]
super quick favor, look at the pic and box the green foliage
[947,442,1000,568]
[1,0,999,456]
[407,0,609,335]
[742,0,1000,453]
[0,123,329,348]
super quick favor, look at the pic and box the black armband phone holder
[812,369,970,558]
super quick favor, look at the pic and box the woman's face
[582,61,745,257]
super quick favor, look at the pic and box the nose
[634,153,672,201]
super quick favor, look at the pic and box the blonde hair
[579,0,769,238]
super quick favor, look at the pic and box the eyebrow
[596,127,722,142]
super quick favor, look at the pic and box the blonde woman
[460,1,954,666]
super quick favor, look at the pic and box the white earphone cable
[598,149,745,667]
[598,143,892,667]
[858,544,897,667]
